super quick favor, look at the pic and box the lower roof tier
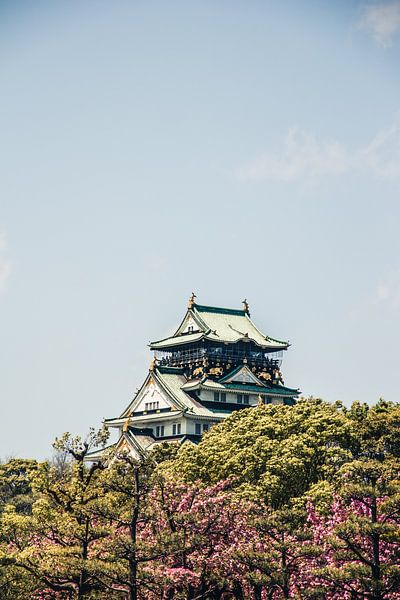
[104,364,300,426]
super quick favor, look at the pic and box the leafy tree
[316,401,400,600]
[237,505,321,600]
[0,458,38,514]
[0,458,41,598]
[92,450,173,600]
[168,398,352,507]
[145,478,252,599]
[344,400,400,465]
[0,400,398,599]
[308,493,400,600]
[1,428,110,599]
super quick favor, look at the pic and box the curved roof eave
[149,331,206,350]
[204,333,288,349]
[150,333,288,351]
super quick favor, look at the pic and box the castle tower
[87,297,299,461]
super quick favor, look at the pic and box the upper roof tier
[150,301,289,351]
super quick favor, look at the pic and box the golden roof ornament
[123,412,132,432]
[242,298,250,315]
[188,292,197,308]
[149,357,156,371]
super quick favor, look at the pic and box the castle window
[155,425,164,437]
[214,392,220,402]
[237,394,243,404]
[172,423,181,435]
[145,401,159,411]
[195,423,201,435]
[220,392,226,402]
[203,423,209,432]
[243,396,249,405]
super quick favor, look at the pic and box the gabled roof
[116,366,231,420]
[84,442,117,462]
[150,303,288,350]
[218,364,264,385]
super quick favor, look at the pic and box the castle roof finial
[242,298,250,315]
[188,292,197,309]
[122,411,132,432]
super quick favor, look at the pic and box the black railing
[154,346,282,369]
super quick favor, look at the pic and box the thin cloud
[145,254,169,273]
[376,270,400,311]
[359,1,400,47]
[0,233,12,294]
[235,119,400,183]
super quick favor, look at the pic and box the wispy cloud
[145,254,169,273]
[0,234,12,294]
[376,269,400,311]
[235,119,400,183]
[359,1,400,47]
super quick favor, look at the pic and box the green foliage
[0,458,39,514]
[0,399,398,599]
[0,429,112,599]
[344,399,400,463]
[167,398,353,507]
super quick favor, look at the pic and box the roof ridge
[194,303,246,316]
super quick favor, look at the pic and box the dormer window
[188,325,194,333]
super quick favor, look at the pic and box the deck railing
[154,347,283,369]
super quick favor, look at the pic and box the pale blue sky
[1,1,400,458]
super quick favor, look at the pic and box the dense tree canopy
[0,398,399,599]
[165,398,354,505]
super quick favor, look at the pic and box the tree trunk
[129,467,140,600]
[77,518,90,600]
[370,496,382,600]
[232,581,245,600]
[252,584,263,600]
[281,532,290,599]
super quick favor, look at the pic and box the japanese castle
[89,296,299,461]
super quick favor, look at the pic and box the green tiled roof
[153,369,214,416]
[193,304,287,346]
[150,303,288,350]
[201,379,299,397]
[151,332,204,349]
[218,364,249,382]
